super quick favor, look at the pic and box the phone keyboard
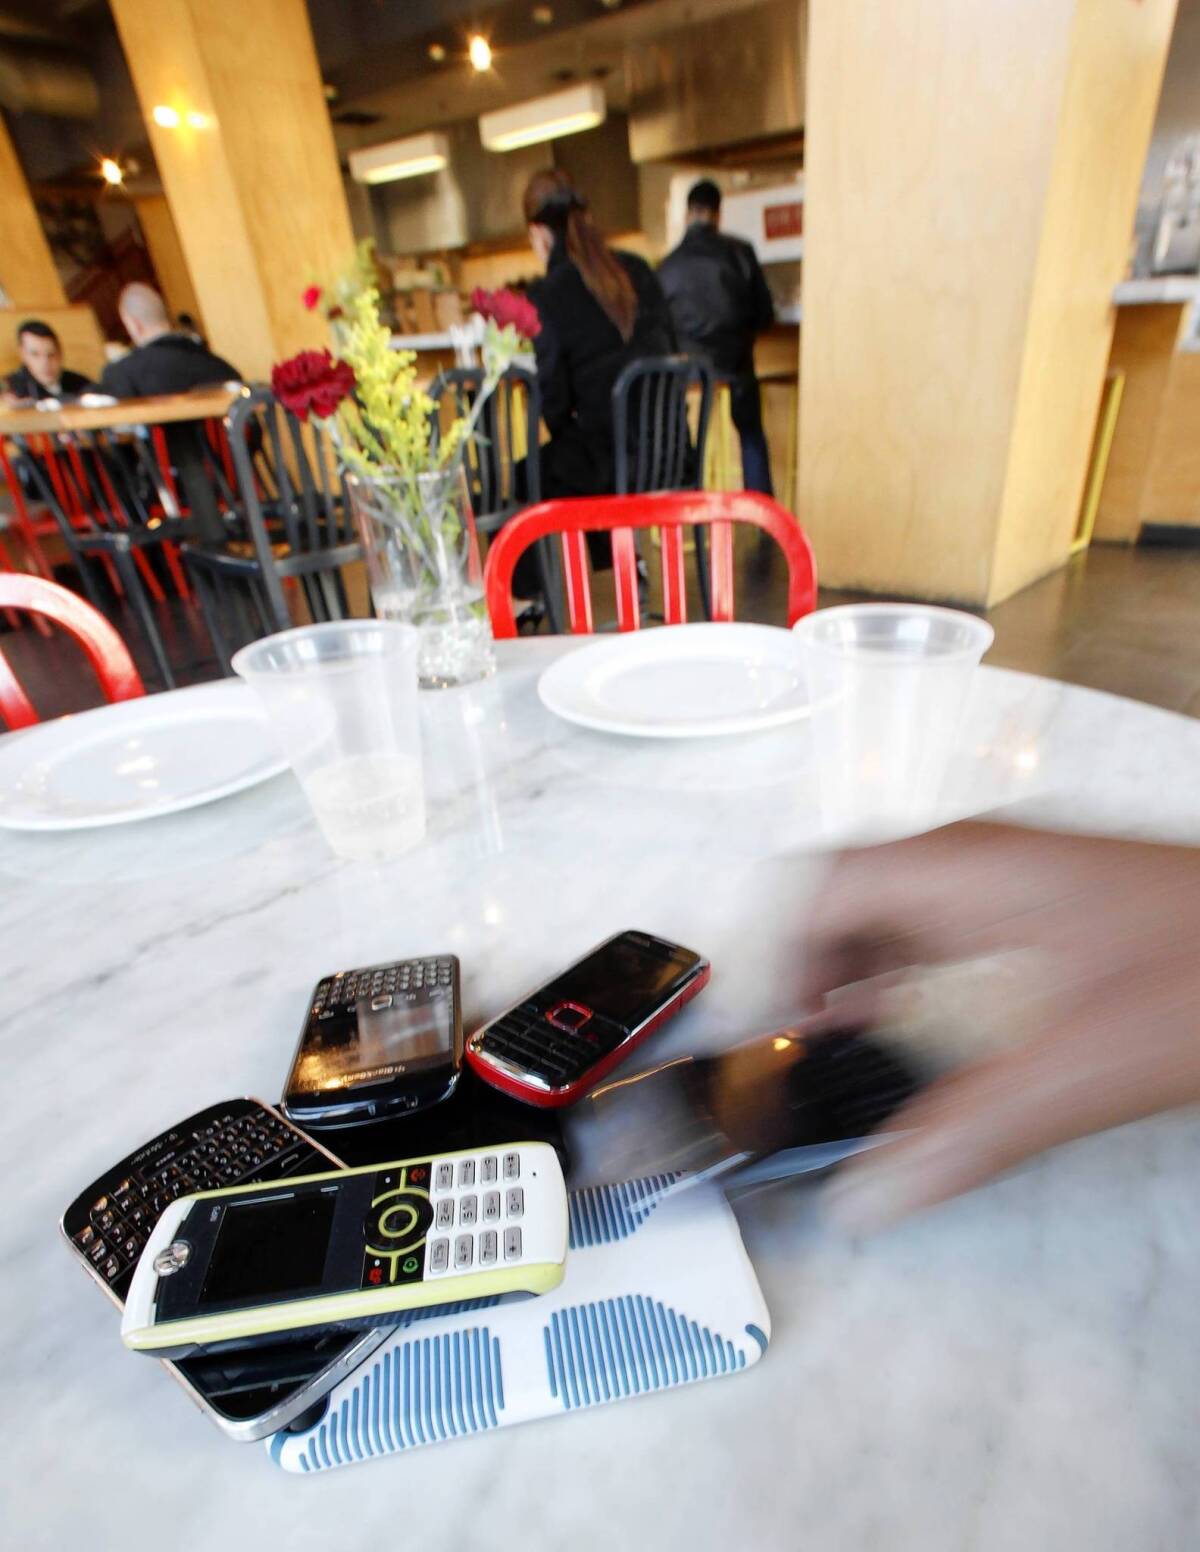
[477,1002,626,1087]
[426,1149,531,1274]
[798,1031,923,1138]
[62,1100,332,1303]
[313,959,456,1017]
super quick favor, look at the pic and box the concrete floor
[4,540,1200,724]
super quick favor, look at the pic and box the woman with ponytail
[521,168,674,516]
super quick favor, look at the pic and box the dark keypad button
[88,1239,108,1265]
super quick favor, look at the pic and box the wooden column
[799,0,1178,607]
[109,0,354,382]
[133,194,204,331]
[0,116,67,308]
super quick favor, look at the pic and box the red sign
[763,202,803,241]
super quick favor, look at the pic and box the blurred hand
[800,821,1200,1231]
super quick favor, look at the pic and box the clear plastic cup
[232,621,425,862]
[793,604,994,842]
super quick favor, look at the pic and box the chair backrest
[0,573,145,730]
[483,491,817,638]
[12,427,167,540]
[226,388,360,627]
[428,365,541,530]
[611,355,714,496]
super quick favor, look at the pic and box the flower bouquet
[271,244,540,688]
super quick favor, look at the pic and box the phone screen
[200,1193,336,1308]
[549,934,699,1026]
[291,994,452,1096]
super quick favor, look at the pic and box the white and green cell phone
[121,1143,568,1359]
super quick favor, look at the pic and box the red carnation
[471,286,541,340]
[302,285,323,311]
[271,349,356,421]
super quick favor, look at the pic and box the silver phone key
[429,1238,450,1272]
[503,1152,520,1181]
[482,1191,500,1222]
[480,1156,498,1184]
[505,1187,524,1219]
[454,1234,474,1269]
[434,1162,454,1191]
[503,1227,522,1262]
[459,1194,478,1226]
[435,1198,454,1230]
[480,1229,498,1265]
[458,1158,476,1188]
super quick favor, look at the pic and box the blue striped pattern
[291,1328,505,1471]
[567,1174,681,1249]
[543,1295,745,1409]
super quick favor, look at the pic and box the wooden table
[0,385,243,438]
[0,385,245,548]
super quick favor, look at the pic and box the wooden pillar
[799,0,1178,607]
[109,0,354,382]
[0,116,67,308]
[133,194,204,331]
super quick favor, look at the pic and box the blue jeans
[730,375,774,496]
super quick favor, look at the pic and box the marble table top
[3,637,1199,1552]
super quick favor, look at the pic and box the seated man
[4,319,95,404]
[100,284,242,546]
[100,283,239,398]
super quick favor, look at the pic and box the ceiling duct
[0,43,99,117]
[624,0,804,164]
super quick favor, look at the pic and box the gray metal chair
[182,388,363,673]
[611,355,715,616]
[429,364,563,632]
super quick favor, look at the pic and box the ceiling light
[151,104,180,128]
[100,157,123,186]
[428,42,447,62]
[186,111,210,130]
[468,34,493,71]
[480,82,606,152]
[348,131,451,186]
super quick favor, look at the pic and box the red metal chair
[0,573,146,731]
[483,490,818,638]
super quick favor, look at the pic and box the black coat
[99,333,240,399]
[658,223,775,380]
[4,365,94,402]
[528,240,675,498]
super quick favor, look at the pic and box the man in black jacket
[658,180,776,495]
[4,319,95,404]
[100,283,239,398]
[101,284,241,545]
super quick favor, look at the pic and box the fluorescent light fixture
[100,157,123,185]
[468,34,493,71]
[348,131,450,186]
[480,83,606,153]
[152,104,180,128]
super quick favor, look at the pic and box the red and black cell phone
[465,930,710,1108]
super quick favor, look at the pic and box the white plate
[0,681,288,831]
[537,623,812,738]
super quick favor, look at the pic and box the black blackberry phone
[570,1026,925,1192]
[60,1098,390,1441]
[282,958,463,1129]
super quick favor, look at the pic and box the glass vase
[348,464,496,690]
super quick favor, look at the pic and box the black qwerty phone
[60,1098,390,1440]
[282,957,463,1128]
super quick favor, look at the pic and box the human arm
[797,821,1200,1230]
[531,311,573,438]
[745,246,775,334]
